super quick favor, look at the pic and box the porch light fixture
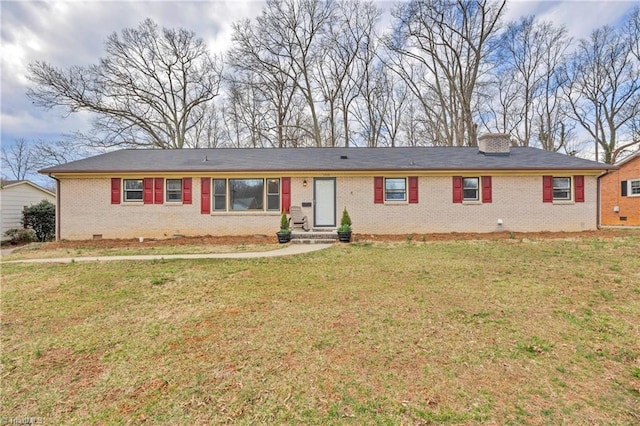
[303,179,308,187]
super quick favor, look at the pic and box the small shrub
[3,228,37,245]
[338,207,352,232]
[279,213,290,234]
[22,200,56,242]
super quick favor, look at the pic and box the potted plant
[337,207,352,243]
[276,212,291,243]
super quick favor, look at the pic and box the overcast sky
[1,0,637,155]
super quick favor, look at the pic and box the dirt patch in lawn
[356,229,637,242]
[46,234,278,249]
[41,228,636,249]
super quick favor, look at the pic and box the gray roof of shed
[39,146,614,174]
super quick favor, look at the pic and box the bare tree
[30,138,97,170]
[564,22,640,164]
[27,19,222,149]
[625,7,640,148]
[315,0,380,147]
[353,60,386,147]
[628,7,640,62]
[228,15,308,148]
[244,0,335,147]
[533,24,574,153]
[483,16,572,151]
[387,0,506,146]
[1,138,35,180]
[479,66,521,137]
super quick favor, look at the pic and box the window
[454,176,492,204]
[267,179,280,210]
[213,179,226,211]
[213,178,280,211]
[123,179,143,201]
[166,179,182,202]
[463,177,479,201]
[553,177,571,200]
[385,178,406,201]
[230,179,263,210]
[631,179,640,196]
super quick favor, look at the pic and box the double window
[122,178,182,203]
[630,179,640,196]
[118,178,191,204]
[213,178,280,212]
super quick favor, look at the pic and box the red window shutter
[574,175,584,202]
[408,176,419,203]
[482,176,492,203]
[200,178,210,214]
[453,176,463,203]
[111,178,121,204]
[154,178,164,204]
[543,175,553,203]
[374,177,384,203]
[183,178,192,204]
[143,178,154,204]
[281,177,291,213]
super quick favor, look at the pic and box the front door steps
[290,229,339,244]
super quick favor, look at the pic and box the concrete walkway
[1,244,333,265]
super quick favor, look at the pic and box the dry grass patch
[1,242,276,260]
[2,235,639,424]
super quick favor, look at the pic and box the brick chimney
[477,133,511,155]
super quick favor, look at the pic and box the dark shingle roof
[39,147,614,174]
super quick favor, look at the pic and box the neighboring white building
[0,180,56,238]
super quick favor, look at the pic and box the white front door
[314,178,336,227]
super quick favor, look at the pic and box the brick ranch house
[600,151,640,226]
[40,134,615,241]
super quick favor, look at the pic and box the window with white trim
[266,179,280,210]
[463,177,479,201]
[630,179,640,196]
[166,179,182,202]
[385,178,406,201]
[123,179,143,202]
[213,179,227,211]
[212,178,280,212]
[553,177,571,200]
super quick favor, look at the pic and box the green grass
[1,242,275,260]
[2,235,640,424]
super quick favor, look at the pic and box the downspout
[49,174,61,241]
[596,170,610,230]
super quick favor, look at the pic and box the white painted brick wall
[58,175,598,239]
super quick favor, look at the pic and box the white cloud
[505,0,635,39]
[1,0,637,152]
[0,0,265,144]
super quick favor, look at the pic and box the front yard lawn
[2,235,639,424]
